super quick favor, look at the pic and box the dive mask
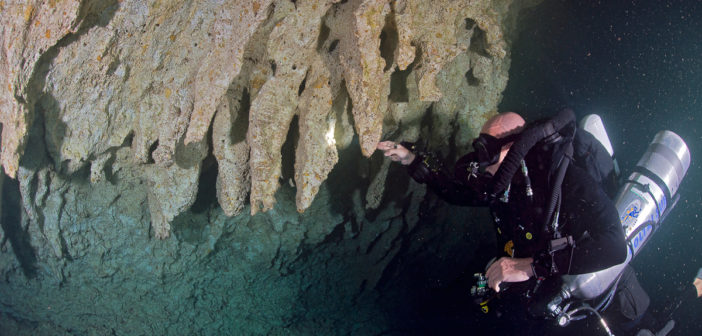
[472,133,520,171]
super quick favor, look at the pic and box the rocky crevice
[1,0,528,239]
[0,0,539,334]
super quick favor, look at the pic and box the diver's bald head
[480,112,525,175]
[481,112,525,138]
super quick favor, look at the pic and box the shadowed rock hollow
[0,0,538,334]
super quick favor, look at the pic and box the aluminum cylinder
[562,130,690,300]
[635,130,690,198]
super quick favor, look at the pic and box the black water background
[501,0,702,334]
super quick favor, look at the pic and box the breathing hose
[490,108,576,198]
[565,304,615,336]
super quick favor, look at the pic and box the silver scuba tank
[560,121,690,300]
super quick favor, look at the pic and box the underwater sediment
[0,0,538,334]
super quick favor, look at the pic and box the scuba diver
[377,109,629,334]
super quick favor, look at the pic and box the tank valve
[470,273,489,297]
[557,313,570,327]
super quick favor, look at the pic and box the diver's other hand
[486,257,535,293]
[376,141,416,165]
[694,267,702,298]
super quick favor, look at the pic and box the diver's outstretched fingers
[383,148,402,157]
[377,141,396,151]
[378,142,415,165]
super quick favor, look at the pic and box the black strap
[543,142,573,234]
[624,180,662,226]
[490,108,576,197]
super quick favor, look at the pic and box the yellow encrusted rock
[0,0,536,238]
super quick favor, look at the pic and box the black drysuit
[406,139,627,279]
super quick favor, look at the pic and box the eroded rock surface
[0,0,529,236]
[0,0,538,334]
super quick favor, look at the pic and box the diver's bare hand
[486,257,535,293]
[377,141,416,165]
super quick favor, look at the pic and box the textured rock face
[0,0,537,334]
[0,0,525,235]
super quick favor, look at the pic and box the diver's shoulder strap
[543,140,574,234]
[490,108,576,198]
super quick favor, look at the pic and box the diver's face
[484,142,513,176]
[478,111,525,175]
[472,132,513,176]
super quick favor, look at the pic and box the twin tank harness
[471,110,691,336]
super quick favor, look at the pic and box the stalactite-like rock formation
[1,1,81,178]
[1,0,530,237]
[0,0,543,334]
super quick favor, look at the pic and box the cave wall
[0,0,538,334]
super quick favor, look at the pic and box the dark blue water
[501,0,702,334]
